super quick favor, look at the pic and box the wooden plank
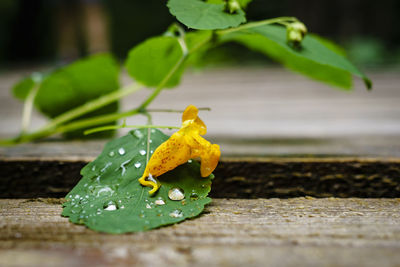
[1,135,400,160]
[1,158,399,198]
[1,198,400,266]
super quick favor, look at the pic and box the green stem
[21,83,40,134]
[84,124,180,135]
[41,83,142,132]
[217,16,299,35]
[2,28,212,145]
[7,83,142,143]
[137,31,209,111]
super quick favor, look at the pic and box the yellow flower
[139,105,221,195]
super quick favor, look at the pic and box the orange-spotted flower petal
[138,105,220,195]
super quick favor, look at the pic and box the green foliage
[62,128,212,233]
[3,0,372,146]
[167,0,246,30]
[12,76,35,100]
[219,25,371,89]
[207,0,253,8]
[36,53,120,117]
[125,36,185,88]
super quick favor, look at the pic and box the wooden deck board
[1,198,400,266]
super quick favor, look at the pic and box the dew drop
[91,166,96,171]
[120,205,125,209]
[149,139,153,143]
[108,151,115,157]
[104,201,118,211]
[155,198,165,206]
[96,186,114,197]
[169,209,183,218]
[146,204,152,209]
[101,162,112,173]
[139,150,146,156]
[134,162,142,168]
[118,148,126,155]
[151,129,156,133]
[120,159,131,176]
[190,193,199,201]
[188,159,192,163]
[134,129,144,138]
[168,188,185,201]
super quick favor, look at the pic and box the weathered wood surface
[1,198,400,267]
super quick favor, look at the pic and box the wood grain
[1,198,400,266]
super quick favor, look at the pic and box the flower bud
[225,0,241,14]
[286,22,308,46]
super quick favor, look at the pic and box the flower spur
[139,105,221,195]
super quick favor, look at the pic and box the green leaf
[238,0,253,8]
[62,128,213,233]
[207,0,253,8]
[35,53,120,117]
[220,25,372,90]
[125,36,185,88]
[12,72,45,100]
[167,0,246,30]
[12,77,35,100]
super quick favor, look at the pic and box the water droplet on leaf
[146,204,152,209]
[134,129,144,138]
[108,151,115,157]
[104,201,118,211]
[168,188,185,201]
[155,198,165,205]
[169,209,183,218]
[190,193,199,201]
[139,150,146,156]
[118,148,126,155]
[134,162,141,168]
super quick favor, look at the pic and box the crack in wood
[1,158,399,198]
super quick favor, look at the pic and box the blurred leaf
[35,53,120,117]
[12,76,35,100]
[183,30,214,68]
[62,128,212,233]
[310,34,347,57]
[167,0,246,30]
[207,0,253,8]
[125,36,185,88]
[346,37,386,66]
[220,25,372,90]
[238,0,253,8]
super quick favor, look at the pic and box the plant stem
[2,28,212,145]
[216,16,299,35]
[21,84,39,134]
[41,83,142,132]
[84,124,180,135]
[4,83,143,144]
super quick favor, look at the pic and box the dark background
[1,0,399,67]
